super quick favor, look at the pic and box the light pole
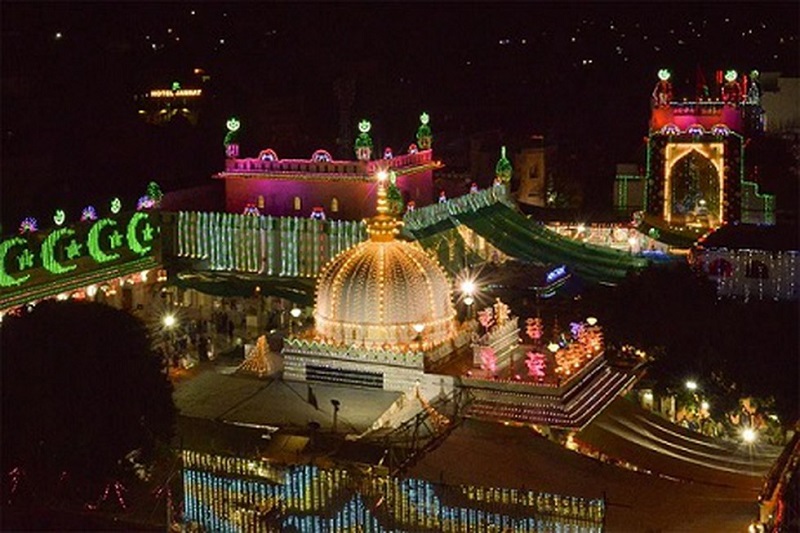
[290,306,302,335]
[162,313,177,329]
[331,399,341,433]
[161,313,178,366]
[460,278,477,320]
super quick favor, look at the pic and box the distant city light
[290,307,302,318]
[54,32,63,40]
[586,317,598,326]
[547,342,560,353]
[700,400,710,410]
[685,380,698,391]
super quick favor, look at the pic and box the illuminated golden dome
[314,179,456,347]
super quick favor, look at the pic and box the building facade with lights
[217,115,442,221]
[134,81,205,126]
[643,68,775,229]
[691,224,799,301]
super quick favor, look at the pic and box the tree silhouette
[1,300,175,507]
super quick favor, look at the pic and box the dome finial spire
[367,170,402,241]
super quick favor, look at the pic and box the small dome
[314,239,456,348]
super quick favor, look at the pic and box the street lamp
[460,279,476,297]
[459,278,477,320]
[162,313,177,329]
[289,307,302,335]
[685,380,698,392]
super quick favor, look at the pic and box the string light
[181,450,606,530]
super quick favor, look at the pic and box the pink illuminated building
[216,149,441,220]
[215,116,442,220]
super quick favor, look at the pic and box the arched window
[331,197,339,213]
[293,196,302,211]
[745,260,769,279]
[311,149,333,162]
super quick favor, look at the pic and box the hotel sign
[149,89,202,98]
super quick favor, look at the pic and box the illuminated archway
[664,142,725,227]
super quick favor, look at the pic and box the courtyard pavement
[173,366,401,435]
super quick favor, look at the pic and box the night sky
[2,2,798,229]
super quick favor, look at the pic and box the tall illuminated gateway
[643,68,774,228]
[283,172,469,391]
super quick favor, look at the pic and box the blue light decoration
[259,148,279,161]
[242,204,261,216]
[311,149,333,162]
[180,450,606,532]
[137,195,156,211]
[18,217,38,234]
[686,124,705,137]
[659,124,681,136]
[81,206,98,221]
[710,124,731,137]
[546,265,567,283]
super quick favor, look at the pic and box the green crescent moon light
[111,197,122,214]
[0,237,32,287]
[420,112,430,125]
[358,119,371,133]
[40,227,78,274]
[54,209,66,226]
[87,218,120,263]
[226,117,240,132]
[126,212,153,255]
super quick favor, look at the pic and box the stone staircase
[463,360,636,429]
